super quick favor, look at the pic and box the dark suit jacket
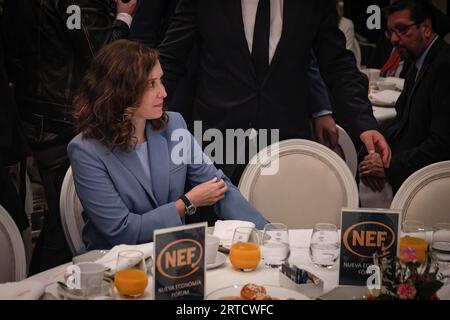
[0,39,29,232]
[158,0,378,142]
[129,0,180,48]
[385,38,450,192]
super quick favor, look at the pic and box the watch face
[187,205,196,216]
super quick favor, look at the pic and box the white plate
[205,284,310,300]
[206,252,227,270]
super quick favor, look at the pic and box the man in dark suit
[158,0,391,186]
[131,0,340,151]
[359,0,450,193]
[9,0,136,274]
[0,28,30,235]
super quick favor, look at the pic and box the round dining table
[28,229,449,300]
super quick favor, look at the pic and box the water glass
[114,250,148,298]
[86,278,116,300]
[431,223,450,269]
[309,223,340,268]
[229,227,261,272]
[261,223,290,268]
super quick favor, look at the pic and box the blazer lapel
[262,0,300,86]
[146,123,170,205]
[395,38,443,137]
[112,146,159,206]
[407,40,443,102]
[225,0,257,82]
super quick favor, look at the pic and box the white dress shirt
[116,13,133,28]
[241,0,283,64]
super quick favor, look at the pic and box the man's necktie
[252,0,271,84]
[405,64,418,99]
[380,49,401,77]
[391,64,418,138]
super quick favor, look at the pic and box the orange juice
[400,236,428,263]
[229,242,261,271]
[114,269,148,297]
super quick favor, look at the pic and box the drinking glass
[114,250,148,298]
[261,223,290,268]
[309,223,340,268]
[400,220,428,263]
[229,227,261,272]
[431,223,450,270]
[86,278,116,300]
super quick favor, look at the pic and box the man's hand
[359,153,386,192]
[360,130,391,168]
[359,153,386,178]
[313,115,339,149]
[117,0,137,16]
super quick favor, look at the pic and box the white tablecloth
[28,229,448,300]
[28,230,337,299]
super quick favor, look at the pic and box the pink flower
[400,247,418,263]
[396,283,417,300]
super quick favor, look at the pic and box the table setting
[6,219,448,301]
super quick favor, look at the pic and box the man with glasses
[359,0,450,194]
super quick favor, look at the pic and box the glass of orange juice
[114,250,148,298]
[400,220,428,263]
[229,227,261,272]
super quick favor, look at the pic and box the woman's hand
[185,177,228,207]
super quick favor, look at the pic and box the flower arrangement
[375,246,444,300]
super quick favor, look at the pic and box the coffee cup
[65,262,105,293]
[205,235,220,265]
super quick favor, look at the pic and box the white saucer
[206,252,227,270]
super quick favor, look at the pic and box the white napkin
[369,89,401,107]
[95,242,153,274]
[212,220,255,247]
[0,280,45,300]
[385,77,405,91]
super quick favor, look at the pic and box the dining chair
[0,205,27,283]
[238,139,359,228]
[60,166,85,255]
[335,125,358,177]
[390,161,450,226]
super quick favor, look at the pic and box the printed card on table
[153,222,207,300]
[339,208,401,286]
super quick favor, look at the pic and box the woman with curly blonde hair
[68,39,267,250]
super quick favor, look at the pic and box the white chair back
[390,161,450,226]
[60,167,85,255]
[0,205,27,283]
[335,125,357,177]
[239,139,359,228]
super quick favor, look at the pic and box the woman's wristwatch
[180,195,197,216]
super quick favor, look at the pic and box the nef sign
[343,221,396,258]
[154,223,206,300]
[156,239,203,279]
[339,209,400,286]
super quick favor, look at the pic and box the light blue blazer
[68,112,267,250]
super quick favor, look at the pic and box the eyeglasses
[385,21,422,39]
